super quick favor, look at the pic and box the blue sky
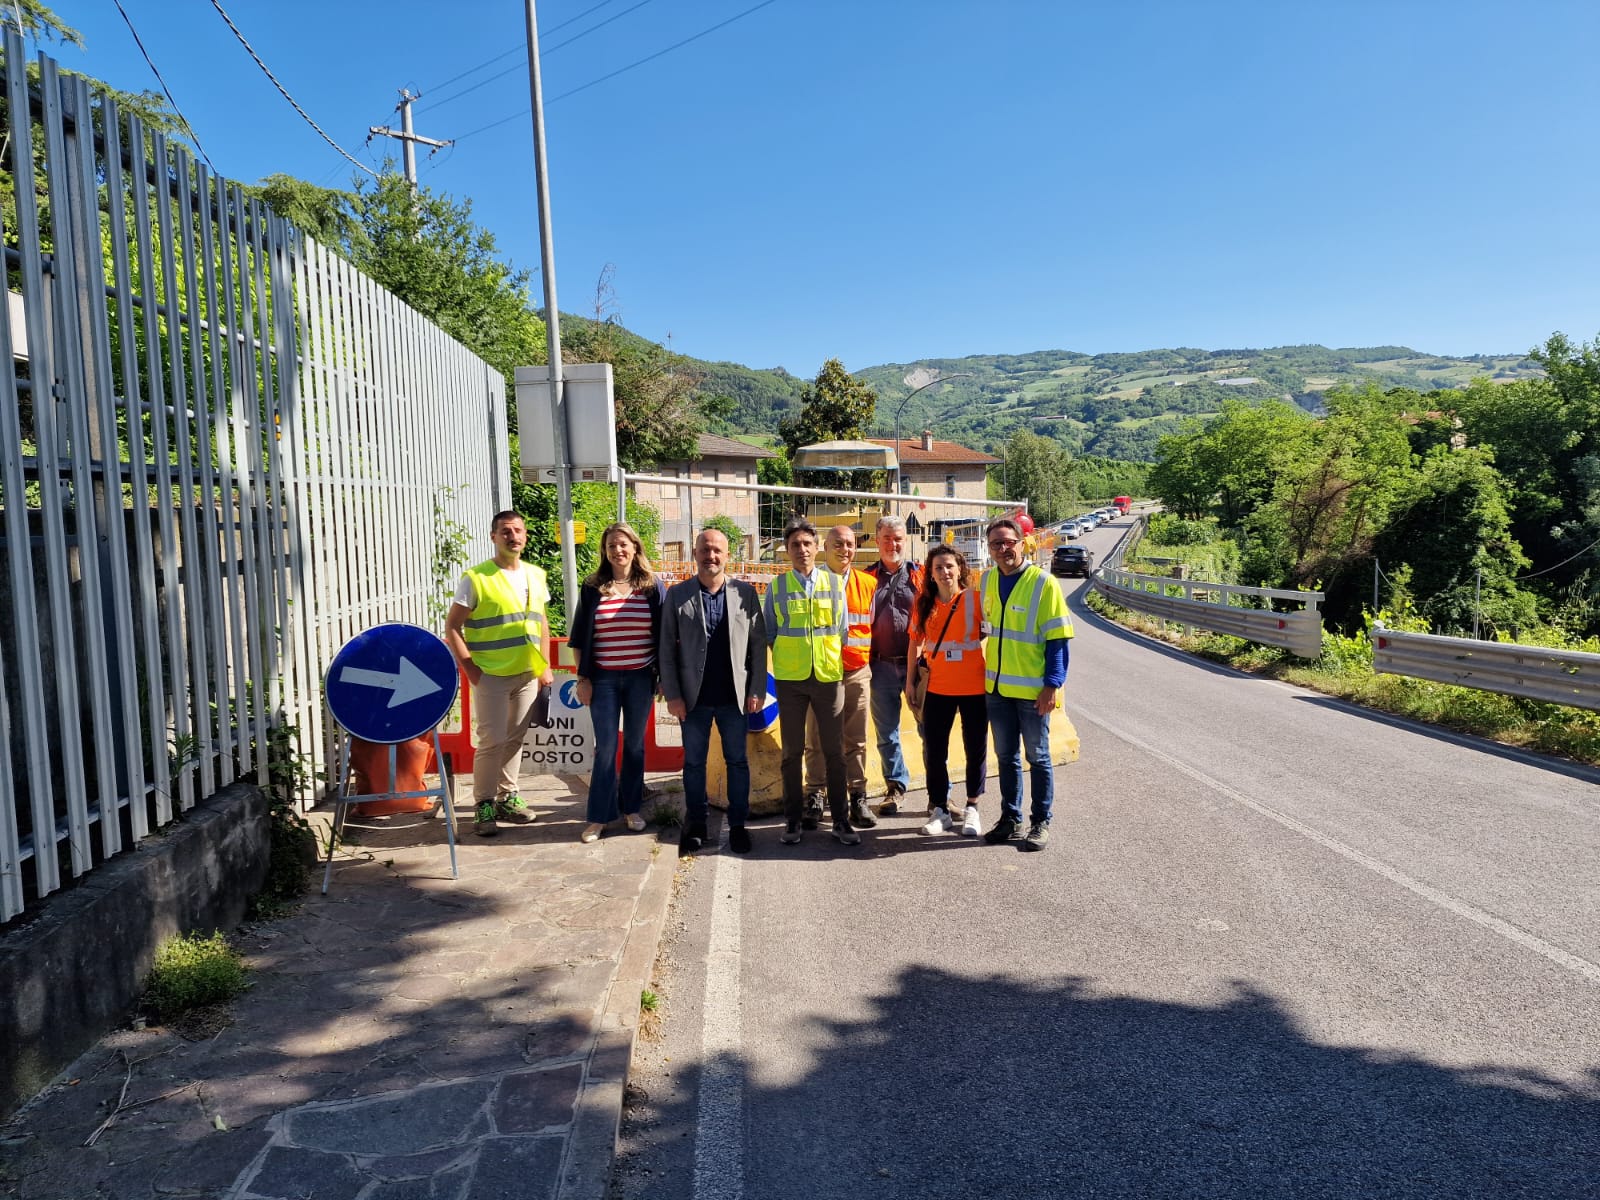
[47,0,1600,376]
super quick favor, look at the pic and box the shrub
[145,932,248,1022]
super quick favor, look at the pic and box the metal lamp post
[891,371,973,513]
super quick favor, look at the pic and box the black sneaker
[848,793,877,828]
[831,820,861,846]
[679,820,707,852]
[780,820,803,845]
[800,791,824,831]
[729,826,752,854]
[880,782,906,816]
[983,816,1022,844]
[1021,821,1050,851]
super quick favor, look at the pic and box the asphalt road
[612,518,1600,1200]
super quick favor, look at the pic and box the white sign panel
[520,676,593,776]
[516,362,618,479]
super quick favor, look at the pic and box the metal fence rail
[1092,564,1325,658]
[1371,623,1600,711]
[0,38,508,923]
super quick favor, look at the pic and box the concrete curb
[558,835,677,1200]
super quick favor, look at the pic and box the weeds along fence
[0,38,509,923]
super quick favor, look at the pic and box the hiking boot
[961,805,983,837]
[780,820,803,845]
[831,820,861,846]
[729,826,752,854]
[1021,821,1050,851]
[920,807,953,836]
[801,791,825,830]
[849,793,877,828]
[496,793,534,824]
[473,800,499,837]
[880,781,906,816]
[983,816,1022,844]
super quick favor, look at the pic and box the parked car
[1051,545,1094,578]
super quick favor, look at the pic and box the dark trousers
[681,702,750,829]
[776,676,845,823]
[921,691,988,810]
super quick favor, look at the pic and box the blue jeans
[681,702,751,829]
[985,693,1053,825]
[870,659,915,789]
[587,668,654,823]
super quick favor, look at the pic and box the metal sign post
[322,624,462,892]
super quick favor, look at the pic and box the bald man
[801,524,878,830]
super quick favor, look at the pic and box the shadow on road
[642,966,1600,1199]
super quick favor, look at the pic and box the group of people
[443,508,1074,855]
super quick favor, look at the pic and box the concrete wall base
[0,782,269,1119]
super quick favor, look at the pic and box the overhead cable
[109,0,218,174]
[452,0,782,144]
[206,0,377,178]
[422,0,630,96]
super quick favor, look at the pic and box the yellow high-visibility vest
[461,560,550,677]
[981,564,1074,699]
[769,569,845,682]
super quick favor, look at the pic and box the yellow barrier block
[707,696,1080,817]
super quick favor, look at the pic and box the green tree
[999,429,1073,524]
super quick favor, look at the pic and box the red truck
[1112,496,1132,515]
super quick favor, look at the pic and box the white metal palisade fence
[0,36,509,923]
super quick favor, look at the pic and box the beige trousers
[804,663,869,793]
[472,668,539,801]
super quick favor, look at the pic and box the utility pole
[368,89,452,187]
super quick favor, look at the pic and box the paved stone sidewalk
[0,772,679,1200]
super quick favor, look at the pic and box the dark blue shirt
[697,581,736,709]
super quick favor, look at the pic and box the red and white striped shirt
[592,590,656,670]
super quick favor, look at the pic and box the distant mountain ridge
[687,341,1544,462]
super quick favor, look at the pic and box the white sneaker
[920,807,953,836]
[961,806,982,837]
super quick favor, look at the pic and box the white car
[1079,514,1099,530]
[1060,521,1082,539]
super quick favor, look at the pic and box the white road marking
[694,826,745,1200]
[1077,709,1600,987]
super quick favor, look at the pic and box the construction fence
[0,37,509,923]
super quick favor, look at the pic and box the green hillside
[673,341,1543,463]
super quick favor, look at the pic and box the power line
[425,0,655,112]
[205,0,377,178]
[452,0,783,144]
[419,0,630,96]
[109,0,218,174]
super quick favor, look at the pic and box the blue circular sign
[325,624,460,744]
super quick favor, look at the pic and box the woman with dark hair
[905,544,988,836]
[569,523,667,842]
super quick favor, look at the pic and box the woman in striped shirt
[569,523,668,843]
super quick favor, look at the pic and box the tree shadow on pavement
[636,967,1600,1200]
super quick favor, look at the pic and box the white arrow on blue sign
[325,624,460,744]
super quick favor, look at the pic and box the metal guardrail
[1371,622,1600,712]
[1091,564,1325,658]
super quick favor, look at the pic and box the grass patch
[648,800,682,828]
[144,931,248,1034]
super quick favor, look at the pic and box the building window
[945,474,956,498]
[703,466,719,498]
[900,476,911,495]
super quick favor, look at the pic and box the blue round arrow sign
[325,623,460,743]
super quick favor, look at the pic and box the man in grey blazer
[660,527,768,854]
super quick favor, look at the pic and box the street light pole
[891,372,973,514]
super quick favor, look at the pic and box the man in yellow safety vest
[980,515,1074,851]
[801,524,878,831]
[444,510,553,836]
[764,518,858,846]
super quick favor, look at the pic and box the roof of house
[694,433,777,460]
[867,437,1001,466]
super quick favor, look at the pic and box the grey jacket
[658,576,768,712]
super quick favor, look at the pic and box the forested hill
[693,344,1543,462]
